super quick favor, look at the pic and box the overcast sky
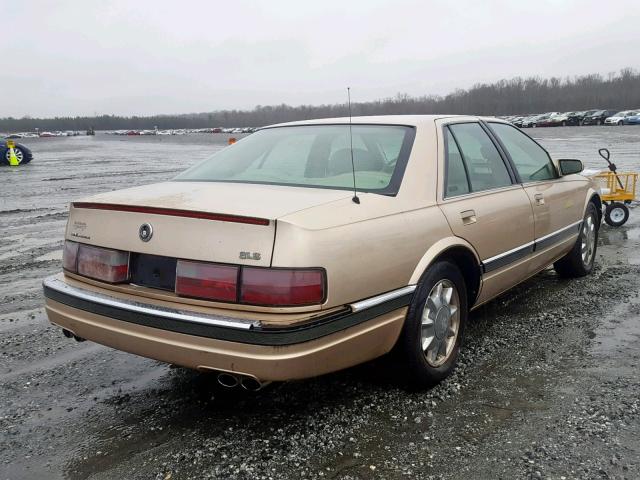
[2,0,638,118]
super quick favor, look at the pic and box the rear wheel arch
[588,192,603,225]
[410,242,481,309]
[434,247,481,308]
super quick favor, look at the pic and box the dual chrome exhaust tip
[217,372,269,391]
[62,328,85,342]
[60,328,268,391]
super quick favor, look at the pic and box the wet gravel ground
[1,127,639,479]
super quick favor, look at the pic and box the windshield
[175,124,415,195]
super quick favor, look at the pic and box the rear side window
[444,129,470,196]
[489,123,557,182]
[448,123,512,192]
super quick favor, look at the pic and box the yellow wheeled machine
[592,148,638,227]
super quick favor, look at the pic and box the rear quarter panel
[273,201,453,308]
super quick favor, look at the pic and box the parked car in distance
[542,112,573,127]
[511,116,525,128]
[534,112,561,127]
[622,111,640,125]
[43,115,602,388]
[579,110,598,125]
[1,141,33,165]
[582,109,618,126]
[605,110,635,125]
[569,111,589,126]
[521,114,543,128]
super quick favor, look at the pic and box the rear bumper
[43,275,411,381]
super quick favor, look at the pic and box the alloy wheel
[420,280,460,367]
[581,214,596,265]
[5,148,23,163]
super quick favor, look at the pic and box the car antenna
[347,87,360,204]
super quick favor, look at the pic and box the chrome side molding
[482,220,583,273]
[349,285,417,313]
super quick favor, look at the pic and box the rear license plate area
[129,253,177,291]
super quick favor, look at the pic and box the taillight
[175,260,238,302]
[173,261,325,306]
[240,268,325,306]
[64,241,324,306]
[62,240,79,272]
[76,244,129,283]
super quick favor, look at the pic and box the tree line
[2,68,639,132]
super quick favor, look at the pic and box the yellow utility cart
[592,149,638,227]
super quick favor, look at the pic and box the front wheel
[398,261,467,388]
[605,202,629,227]
[554,203,599,278]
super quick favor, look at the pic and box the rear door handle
[460,209,477,225]
[534,193,545,206]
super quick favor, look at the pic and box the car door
[486,122,585,273]
[437,120,535,304]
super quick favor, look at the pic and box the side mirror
[558,159,584,176]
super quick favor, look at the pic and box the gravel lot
[1,127,639,480]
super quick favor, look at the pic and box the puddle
[591,296,640,356]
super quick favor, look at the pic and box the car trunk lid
[66,181,351,267]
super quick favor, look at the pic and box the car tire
[618,121,623,126]
[562,121,567,126]
[2,146,30,166]
[554,203,599,278]
[398,261,467,388]
[604,202,629,227]
[597,119,602,125]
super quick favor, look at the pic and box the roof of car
[265,114,505,129]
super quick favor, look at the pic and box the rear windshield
[175,125,415,195]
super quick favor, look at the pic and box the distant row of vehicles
[503,109,640,128]
[3,130,84,138]
[105,127,257,136]
[6,109,639,140]
[1,127,257,139]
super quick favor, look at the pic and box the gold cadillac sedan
[43,115,601,389]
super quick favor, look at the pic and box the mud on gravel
[1,129,639,480]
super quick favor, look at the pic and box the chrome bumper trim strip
[43,276,411,345]
[43,276,259,330]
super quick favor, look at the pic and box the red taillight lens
[240,268,325,306]
[175,260,238,302]
[77,244,129,283]
[62,240,79,272]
